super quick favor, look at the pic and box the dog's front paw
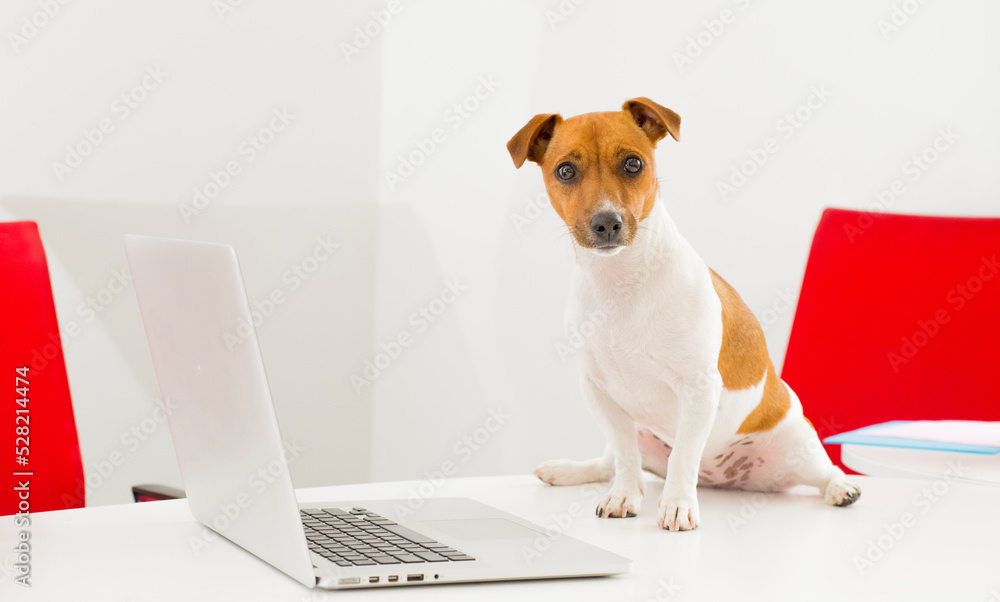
[824,475,861,507]
[595,484,644,518]
[657,492,700,531]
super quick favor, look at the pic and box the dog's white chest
[565,209,724,437]
[568,287,686,430]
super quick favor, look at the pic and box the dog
[506,97,860,531]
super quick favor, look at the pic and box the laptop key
[382,524,436,544]
[414,551,448,562]
[369,555,402,564]
[353,559,377,566]
[391,553,426,563]
[447,555,475,561]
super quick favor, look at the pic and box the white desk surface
[842,444,1000,485]
[3,475,999,601]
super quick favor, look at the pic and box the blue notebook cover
[823,420,1000,455]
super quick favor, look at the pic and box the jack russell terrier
[507,97,860,531]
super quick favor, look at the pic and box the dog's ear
[623,97,680,144]
[507,113,562,168]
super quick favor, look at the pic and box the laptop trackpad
[422,518,543,541]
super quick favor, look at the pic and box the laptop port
[407,574,424,582]
[387,575,399,582]
[369,576,379,584]
[338,577,360,585]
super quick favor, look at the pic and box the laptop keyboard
[300,507,475,567]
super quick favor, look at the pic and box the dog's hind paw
[824,476,861,507]
[533,458,612,486]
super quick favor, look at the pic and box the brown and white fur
[507,98,859,531]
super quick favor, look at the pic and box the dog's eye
[556,162,577,182]
[623,156,643,175]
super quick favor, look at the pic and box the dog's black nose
[590,212,623,243]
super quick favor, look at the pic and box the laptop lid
[124,235,316,587]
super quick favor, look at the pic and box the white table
[842,444,1000,485]
[3,475,999,601]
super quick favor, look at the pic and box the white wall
[2,0,998,504]
[0,0,386,504]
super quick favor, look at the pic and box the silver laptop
[123,234,631,590]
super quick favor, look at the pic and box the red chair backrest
[1,221,85,513]
[782,208,1000,471]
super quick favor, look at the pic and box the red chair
[1,221,183,514]
[782,208,1000,472]
[1,221,85,513]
